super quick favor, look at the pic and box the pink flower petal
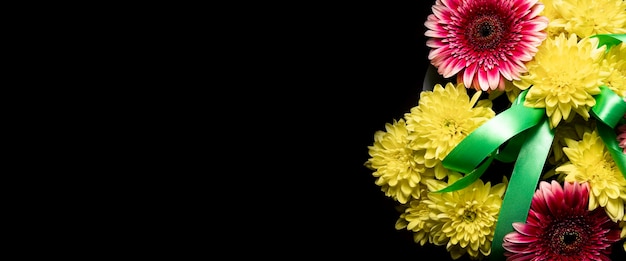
[511,0,537,12]
[527,3,545,19]
[512,222,541,237]
[440,57,465,78]
[486,67,500,90]
[476,69,490,91]
[521,20,549,34]
[431,4,447,21]
[544,181,565,217]
[426,38,446,48]
[460,73,472,90]
[440,0,460,11]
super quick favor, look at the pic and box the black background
[298,1,478,259]
[315,2,480,259]
[325,1,451,259]
[282,1,626,260]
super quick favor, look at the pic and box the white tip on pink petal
[528,4,544,19]
[463,63,477,89]
[487,68,500,90]
[476,70,491,91]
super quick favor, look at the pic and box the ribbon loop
[442,90,544,174]
[592,86,626,128]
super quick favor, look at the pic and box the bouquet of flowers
[364,0,626,260]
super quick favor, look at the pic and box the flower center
[442,119,466,136]
[466,15,504,50]
[550,76,575,94]
[547,217,589,255]
[562,231,578,245]
[479,23,494,37]
[443,119,456,128]
[463,211,476,222]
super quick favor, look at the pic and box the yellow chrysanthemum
[556,130,626,222]
[365,119,433,204]
[548,115,595,166]
[549,0,626,38]
[601,42,626,98]
[513,33,609,128]
[421,174,507,260]
[539,0,568,38]
[395,186,438,246]
[404,82,495,179]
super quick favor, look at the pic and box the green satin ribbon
[592,86,626,178]
[435,150,496,193]
[490,117,554,259]
[435,91,543,192]
[441,90,544,174]
[591,34,626,50]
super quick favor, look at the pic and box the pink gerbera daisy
[502,181,621,261]
[424,0,548,91]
